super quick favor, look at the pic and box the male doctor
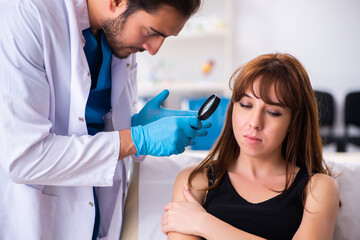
[0,0,206,239]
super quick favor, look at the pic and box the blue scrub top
[83,28,112,136]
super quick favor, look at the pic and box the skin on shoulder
[172,164,208,204]
[294,173,339,239]
[305,173,340,209]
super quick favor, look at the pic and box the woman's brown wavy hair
[188,53,332,192]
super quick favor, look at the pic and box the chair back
[314,90,336,145]
[314,90,335,127]
[338,91,360,151]
[345,91,360,128]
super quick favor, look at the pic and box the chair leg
[337,137,346,152]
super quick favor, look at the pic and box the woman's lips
[244,135,262,144]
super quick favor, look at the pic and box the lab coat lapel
[65,0,91,135]
[111,56,128,109]
[111,55,133,131]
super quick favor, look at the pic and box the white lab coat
[0,0,140,239]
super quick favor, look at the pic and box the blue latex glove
[131,116,202,157]
[132,89,198,127]
[196,120,212,138]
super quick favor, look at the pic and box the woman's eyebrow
[268,102,286,108]
[244,93,285,108]
[243,93,253,98]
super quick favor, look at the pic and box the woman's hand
[162,185,207,236]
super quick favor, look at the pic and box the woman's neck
[230,151,288,179]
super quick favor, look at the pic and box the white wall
[233,0,360,140]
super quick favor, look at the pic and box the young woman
[161,53,340,240]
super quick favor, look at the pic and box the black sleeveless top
[203,167,309,240]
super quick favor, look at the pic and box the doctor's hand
[131,116,202,157]
[132,89,198,127]
[162,185,207,236]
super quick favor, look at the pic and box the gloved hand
[131,116,202,157]
[132,89,198,127]
[196,120,212,138]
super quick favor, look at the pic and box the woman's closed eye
[239,102,251,109]
[267,111,282,117]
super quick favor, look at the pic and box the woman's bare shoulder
[176,164,199,179]
[172,164,209,202]
[176,164,209,189]
[304,173,340,209]
[309,173,339,193]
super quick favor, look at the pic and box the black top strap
[208,165,215,187]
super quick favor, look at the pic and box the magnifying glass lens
[200,99,214,115]
[197,94,221,120]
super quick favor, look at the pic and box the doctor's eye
[148,30,158,37]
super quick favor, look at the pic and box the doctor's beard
[102,13,144,59]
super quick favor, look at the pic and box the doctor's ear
[109,0,128,12]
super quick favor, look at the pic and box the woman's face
[232,79,292,160]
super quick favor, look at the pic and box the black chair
[314,90,336,145]
[339,91,360,151]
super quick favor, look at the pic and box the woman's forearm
[167,231,202,240]
[198,212,266,240]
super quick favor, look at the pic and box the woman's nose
[249,110,263,130]
[142,37,165,55]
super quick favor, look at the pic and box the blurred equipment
[201,59,215,75]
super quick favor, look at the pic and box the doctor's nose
[142,37,165,55]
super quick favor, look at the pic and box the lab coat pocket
[4,183,58,240]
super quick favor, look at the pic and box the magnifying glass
[197,94,221,120]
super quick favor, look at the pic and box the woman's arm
[162,165,207,240]
[162,166,265,240]
[293,173,340,240]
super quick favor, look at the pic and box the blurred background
[136,0,360,152]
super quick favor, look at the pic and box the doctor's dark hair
[188,53,333,193]
[123,0,201,18]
